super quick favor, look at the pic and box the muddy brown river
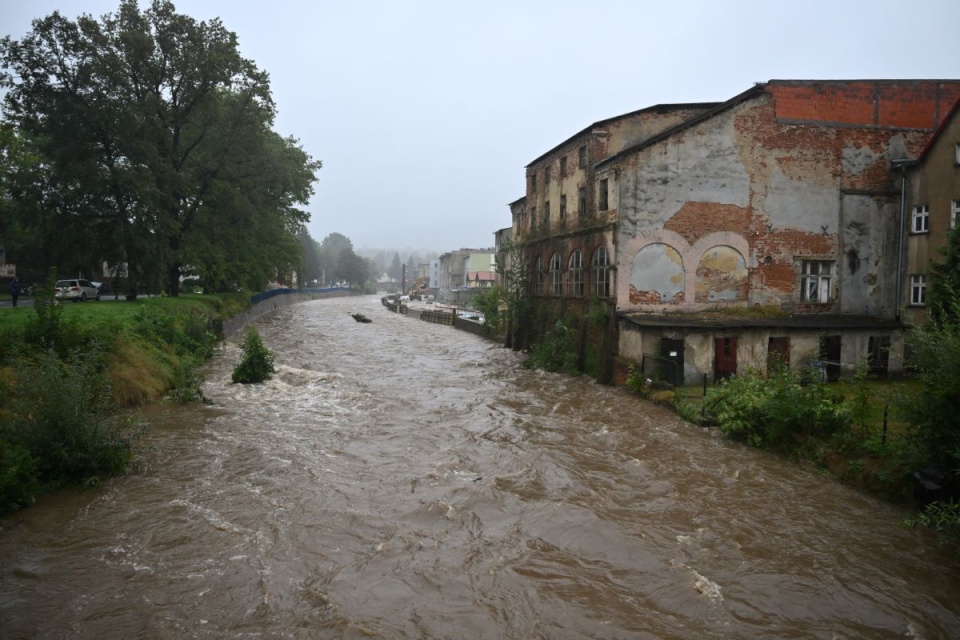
[2,295,958,639]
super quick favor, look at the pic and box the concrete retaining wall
[221,288,355,338]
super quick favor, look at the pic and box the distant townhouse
[897,96,960,326]
[511,80,960,384]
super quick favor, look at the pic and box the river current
[1,295,958,639]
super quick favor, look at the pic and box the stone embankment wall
[222,288,355,338]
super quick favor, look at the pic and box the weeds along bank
[0,289,355,514]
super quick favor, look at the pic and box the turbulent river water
[2,295,959,639]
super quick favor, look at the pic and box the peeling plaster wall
[840,195,899,316]
[615,85,956,317]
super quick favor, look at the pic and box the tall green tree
[0,0,320,297]
[389,252,402,282]
[334,245,367,288]
[316,232,352,284]
[928,226,960,323]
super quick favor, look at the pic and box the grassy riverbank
[628,367,936,506]
[0,293,249,512]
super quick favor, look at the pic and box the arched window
[534,255,544,295]
[549,252,562,295]
[592,246,610,297]
[567,250,583,296]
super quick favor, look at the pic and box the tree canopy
[0,0,320,296]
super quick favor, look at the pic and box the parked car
[55,279,100,302]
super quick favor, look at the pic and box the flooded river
[2,295,958,639]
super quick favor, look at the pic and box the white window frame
[800,260,834,303]
[567,250,583,296]
[910,274,926,306]
[912,205,930,233]
[952,200,960,230]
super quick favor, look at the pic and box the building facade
[511,80,960,384]
[899,97,960,326]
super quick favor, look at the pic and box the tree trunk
[167,264,181,297]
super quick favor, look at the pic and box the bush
[232,327,275,384]
[1,351,136,495]
[704,365,848,452]
[524,319,578,374]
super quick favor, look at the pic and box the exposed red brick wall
[769,81,960,129]
[772,82,876,125]
[665,202,752,245]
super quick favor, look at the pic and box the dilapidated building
[513,79,960,384]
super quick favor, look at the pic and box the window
[952,200,960,229]
[597,179,609,211]
[592,246,610,297]
[578,145,587,168]
[549,253,562,295]
[800,260,834,303]
[912,204,929,233]
[544,164,551,184]
[559,195,567,220]
[578,186,586,216]
[529,205,536,231]
[530,173,537,192]
[911,274,926,306]
[567,250,583,296]
[560,156,567,177]
[543,200,550,227]
[534,256,544,294]
[956,143,960,165]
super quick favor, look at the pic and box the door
[714,336,738,380]
[819,335,842,382]
[768,337,790,371]
[867,336,890,377]
[659,338,684,387]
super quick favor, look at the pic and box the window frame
[529,205,536,231]
[578,145,587,168]
[910,273,926,306]
[530,173,536,192]
[800,260,834,304]
[544,164,551,184]
[952,200,960,230]
[543,200,550,228]
[592,246,611,298]
[560,156,567,177]
[549,252,562,295]
[911,204,930,233]
[559,194,567,220]
[567,250,583,296]
[597,179,609,211]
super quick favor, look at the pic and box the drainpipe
[891,159,915,324]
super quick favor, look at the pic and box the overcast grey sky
[4,1,960,255]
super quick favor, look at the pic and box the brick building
[513,79,960,384]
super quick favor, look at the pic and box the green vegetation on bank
[0,282,249,512]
